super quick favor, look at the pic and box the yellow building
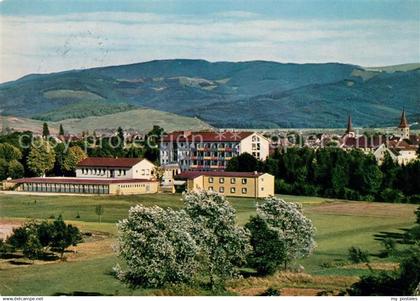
[175,171,274,198]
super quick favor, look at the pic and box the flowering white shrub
[114,205,199,288]
[256,196,316,267]
[183,190,251,287]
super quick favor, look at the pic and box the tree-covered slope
[0,59,418,128]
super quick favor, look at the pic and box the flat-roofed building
[8,157,158,195]
[175,171,274,198]
[160,131,270,171]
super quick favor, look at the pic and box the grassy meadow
[0,192,417,296]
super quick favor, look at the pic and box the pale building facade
[76,157,156,180]
[160,131,270,171]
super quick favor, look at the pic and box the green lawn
[0,193,416,295]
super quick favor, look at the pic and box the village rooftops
[77,157,144,168]
[161,131,255,143]
[175,171,264,180]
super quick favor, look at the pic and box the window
[208,186,214,191]
[208,177,214,183]
[261,187,264,191]
[219,187,224,193]
[230,187,236,193]
[219,177,224,184]
[230,178,236,184]
[242,188,247,194]
[241,178,247,184]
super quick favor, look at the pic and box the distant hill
[0,109,211,134]
[0,59,418,128]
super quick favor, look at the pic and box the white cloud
[0,12,419,83]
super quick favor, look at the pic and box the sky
[0,0,419,83]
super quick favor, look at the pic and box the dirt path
[0,219,23,240]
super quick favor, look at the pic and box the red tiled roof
[342,136,384,148]
[387,140,418,151]
[175,171,264,180]
[161,131,254,143]
[11,177,156,185]
[77,157,143,168]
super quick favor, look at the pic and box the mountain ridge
[0,59,418,128]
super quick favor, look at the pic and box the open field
[0,109,211,135]
[0,193,417,296]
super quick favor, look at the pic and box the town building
[8,157,159,195]
[160,130,270,171]
[175,171,274,198]
[160,163,181,193]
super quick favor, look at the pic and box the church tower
[398,109,410,140]
[345,115,355,138]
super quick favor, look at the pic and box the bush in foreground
[247,197,316,273]
[115,190,250,288]
[114,206,199,288]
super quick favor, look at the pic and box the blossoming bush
[246,197,316,273]
[114,205,199,288]
[115,192,315,288]
[261,197,316,262]
[183,190,251,287]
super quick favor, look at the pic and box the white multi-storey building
[160,131,270,171]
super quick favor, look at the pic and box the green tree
[95,205,104,223]
[27,139,56,176]
[7,221,43,260]
[0,158,8,180]
[380,152,399,189]
[62,146,87,174]
[42,122,50,138]
[53,143,66,176]
[59,124,64,136]
[143,125,164,163]
[7,160,24,179]
[245,215,286,275]
[226,152,262,172]
[49,215,82,258]
[0,143,22,161]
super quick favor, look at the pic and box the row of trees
[115,191,315,288]
[227,148,420,203]
[0,125,164,180]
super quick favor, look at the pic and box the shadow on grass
[9,260,32,266]
[373,228,412,244]
[0,253,24,260]
[53,291,112,296]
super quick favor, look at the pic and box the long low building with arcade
[7,157,159,195]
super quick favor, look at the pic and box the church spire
[398,108,409,128]
[345,115,354,134]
